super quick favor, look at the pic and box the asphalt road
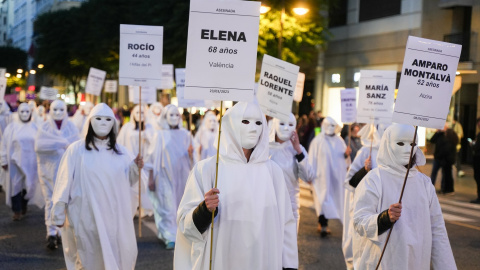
[0,160,479,269]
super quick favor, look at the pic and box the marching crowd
[0,98,468,269]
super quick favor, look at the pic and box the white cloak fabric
[1,120,43,207]
[174,101,298,270]
[117,105,154,214]
[144,104,193,243]
[0,103,12,133]
[353,124,456,270]
[51,103,138,270]
[269,140,313,226]
[193,111,218,163]
[35,113,79,236]
[308,117,348,222]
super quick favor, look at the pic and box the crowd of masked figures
[0,98,457,270]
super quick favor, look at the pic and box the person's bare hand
[134,154,144,169]
[345,146,352,157]
[364,156,372,171]
[388,203,402,223]
[290,131,302,154]
[204,188,220,212]
[188,144,194,159]
[148,170,155,191]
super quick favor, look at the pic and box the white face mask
[19,106,32,122]
[275,114,296,142]
[133,107,144,122]
[91,116,114,137]
[83,103,93,115]
[152,105,162,116]
[51,103,66,121]
[166,107,180,128]
[389,127,418,166]
[37,106,45,116]
[240,104,263,150]
[205,116,216,131]
[324,123,336,135]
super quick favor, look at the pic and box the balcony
[444,32,473,62]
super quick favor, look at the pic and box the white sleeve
[297,146,314,183]
[0,128,7,166]
[353,172,383,244]
[428,183,457,269]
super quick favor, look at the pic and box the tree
[257,0,329,64]
[0,46,28,90]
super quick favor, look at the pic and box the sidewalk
[421,156,478,203]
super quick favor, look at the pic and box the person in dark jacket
[470,118,480,204]
[430,124,459,194]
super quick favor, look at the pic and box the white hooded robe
[193,111,218,164]
[353,124,456,270]
[51,103,138,270]
[174,101,298,270]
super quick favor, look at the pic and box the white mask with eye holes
[166,106,180,128]
[205,115,217,131]
[37,106,45,117]
[51,101,67,121]
[240,104,263,150]
[388,125,418,166]
[91,116,114,137]
[275,113,296,142]
[133,106,145,122]
[18,104,32,122]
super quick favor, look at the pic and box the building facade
[315,0,479,157]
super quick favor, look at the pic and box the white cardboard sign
[293,72,305,102]
[160,64,175,89]
[0,78,7,101]
[340,88,357,123]
[85,67,106,96]
[119,24,164,87]
[129,86,157,104]
[357,70,396,124]
[39,86,58,101]
[392,36,462,129]
[184,0,260,102]
[104,80,118,93]
[257,54,299,121]
[175,68,205,108]
[0,68,6,78]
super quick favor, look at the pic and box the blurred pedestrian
[470,118,480,204]
[430,124,458,195]
[344,123,362,160]
[451,116,464,177]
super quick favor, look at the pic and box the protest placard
[357,70,396,124]
[175,68,205,108]
[39,86,58,101]
[293,72,305,102]
[0,68,5,78]
[129,86,157,104]
[85,67,106,96]
[184,0,260,101]
[160,64,174,89]
[104,80,118,93]
[0,78,7,101]
[257,54,299,121]
[392,36,462,129]
[341,88,357,123]
[119,24,163,87]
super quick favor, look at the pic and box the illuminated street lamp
[38,64,44,69]
[30,70,36,74]
[17,69,23,74]
[260,1,310,59]
[16,74,22,78]
[5,73,10,78]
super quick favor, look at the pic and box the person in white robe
[70,101,94,133]
[117,105,154,216]
[50,103,142,270]
[1,103,43,220]
[174,101,298,270]
[0,100,12,192]
[147,102,163,130]
[308,116,350,236]
[353,123,456,269]
[145,104,193,249]
[269,113,314,230]
[34,105,48,126]
[35,100,80,249]
[342,124,382,269]
[193,111,218,163]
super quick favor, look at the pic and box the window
[328,0,348,27]
[359,0,401,22]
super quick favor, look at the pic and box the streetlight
[38,64,44,69]
[16,74,22,78]
[5,73,10,78]
[17,69,23,74]
[260,1,309,59]
[30,70,36,74]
